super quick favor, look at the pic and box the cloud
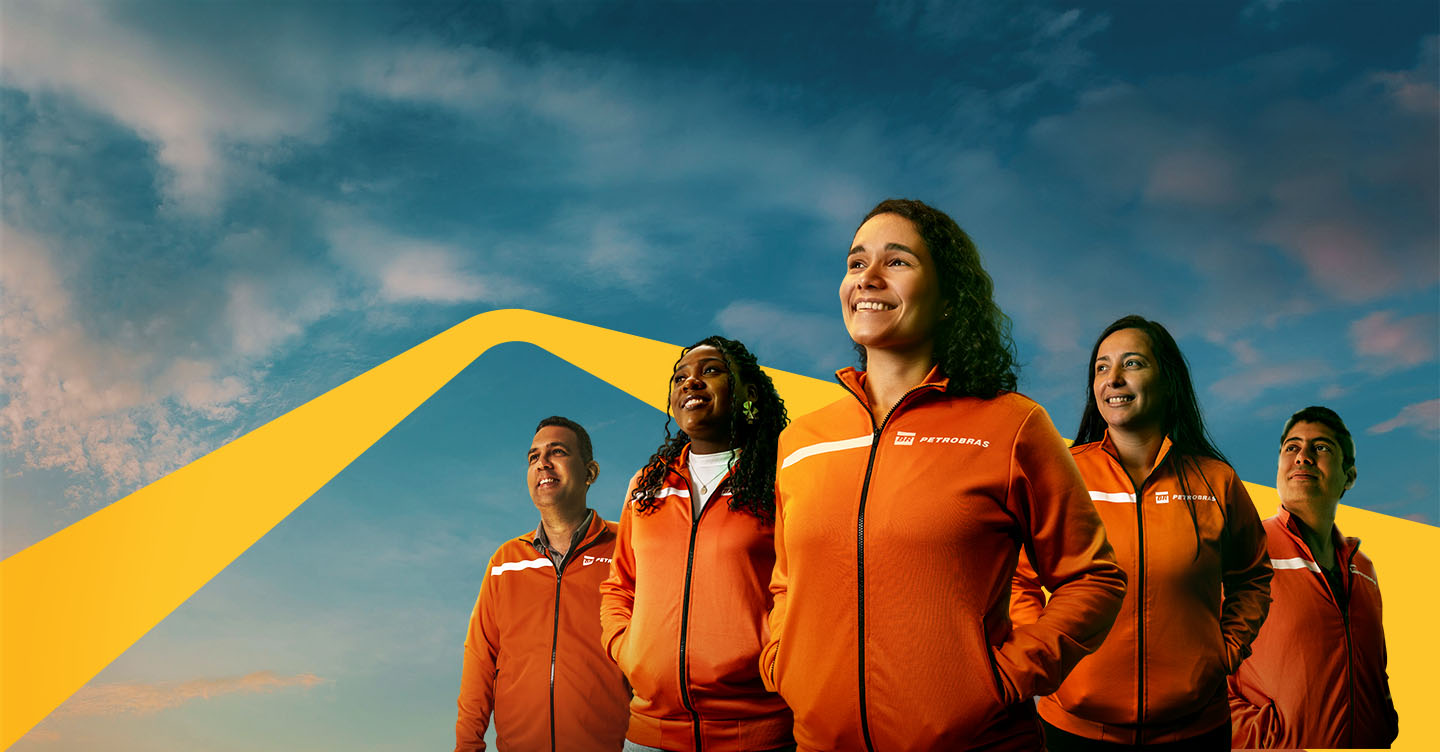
[326,219,540,305]
[1349,310,1438,374]
[1144,147,1239,208]
[714,301,850,374]
[1022,34,1438,337]
[1206,360,1332,405]
[0,1,336,209]
[56,671,327,717]
[0,225,263,500]
[1368,399,1440,438]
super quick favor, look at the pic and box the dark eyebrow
[848,243,920,257]
[674,357,727,372]
[528,441,567,457]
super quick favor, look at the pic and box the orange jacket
[456,511,630,752]
[763,366,1126,751]
[1228,506,1398,748]
[1012,434,1272,744]
[599,449,793,752]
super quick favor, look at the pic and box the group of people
[454,199,1398,751]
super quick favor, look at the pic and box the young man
[1228,406,1399,748]
[455,417,629,752]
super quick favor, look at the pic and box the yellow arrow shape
[2,309,1434,748]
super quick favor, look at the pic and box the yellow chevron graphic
[1,309,1434,748]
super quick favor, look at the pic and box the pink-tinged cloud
[1368,399,1440,438]
[1207,360,1331,404]
[1350,311,1438,373]
[56,671,328,717]
[1145,148,1238,208]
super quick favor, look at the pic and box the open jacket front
[1012,433,1273,745]
[1228,506,1398,749]
[599,449,792,752]
[765,366,1127,752]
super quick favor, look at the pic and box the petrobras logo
[893,431,990,448]
[581,555,612,567]
[1154,490,1169,504]
[1171,494,1217,502]
[919,436,991,447]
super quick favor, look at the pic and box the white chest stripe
[656,486,690,499]
[490,558,554,576]
[1271,557,1321,573]
[1089,491,1137,504]
[781,434,875,469]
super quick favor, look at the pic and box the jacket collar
[530,508,602,557]
[1275,503,1361,563]
[835,364,948,412]
[1099,428,1175,478]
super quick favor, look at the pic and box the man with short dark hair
[1228,406,1399,748]
[455,417,629,751]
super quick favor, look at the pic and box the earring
[742,399,757,423]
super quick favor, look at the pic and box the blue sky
[2,0,1436,748]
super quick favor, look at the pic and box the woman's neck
[861,345,934,421]
[1107,425,1165,490]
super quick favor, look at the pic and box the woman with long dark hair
[1012,315,1272,749]
[761,199,1127,751]
[600,336,793,752]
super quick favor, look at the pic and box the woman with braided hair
[600,336,794,752]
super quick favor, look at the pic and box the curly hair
[854,199,1019,398]
[630,336,788,524]
[1076,315,1230,555]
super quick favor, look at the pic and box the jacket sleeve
[598,473,641,667]
[1009,547,1047,627]
[991,405,1127,703]
[1218,476,1273,673]
[455,557,502,752]
[1227,667,1284,748]
[759,468,788,693]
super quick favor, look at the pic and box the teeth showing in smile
[537,478,557,487]
[682,397,705,409]
[1106,396,1133,405]
[854,301,895,311]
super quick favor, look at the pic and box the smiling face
[526,424,596,513]
[670,345,738,454]
[1278,420,1356,512]
[839,212,943,362]
[1092,327,1166,436]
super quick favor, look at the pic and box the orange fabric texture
[599,450,793,752]
[763,367,1126,751]
[1228,506,1398,748]
[1012,434,1272,744]
[455,512,630,752]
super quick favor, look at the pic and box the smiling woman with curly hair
[600,335,793,752]
[762,198,1127,751]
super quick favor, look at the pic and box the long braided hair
[853,199,1020,398]
[630,336,788,525]
[1076,315,1229,556]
